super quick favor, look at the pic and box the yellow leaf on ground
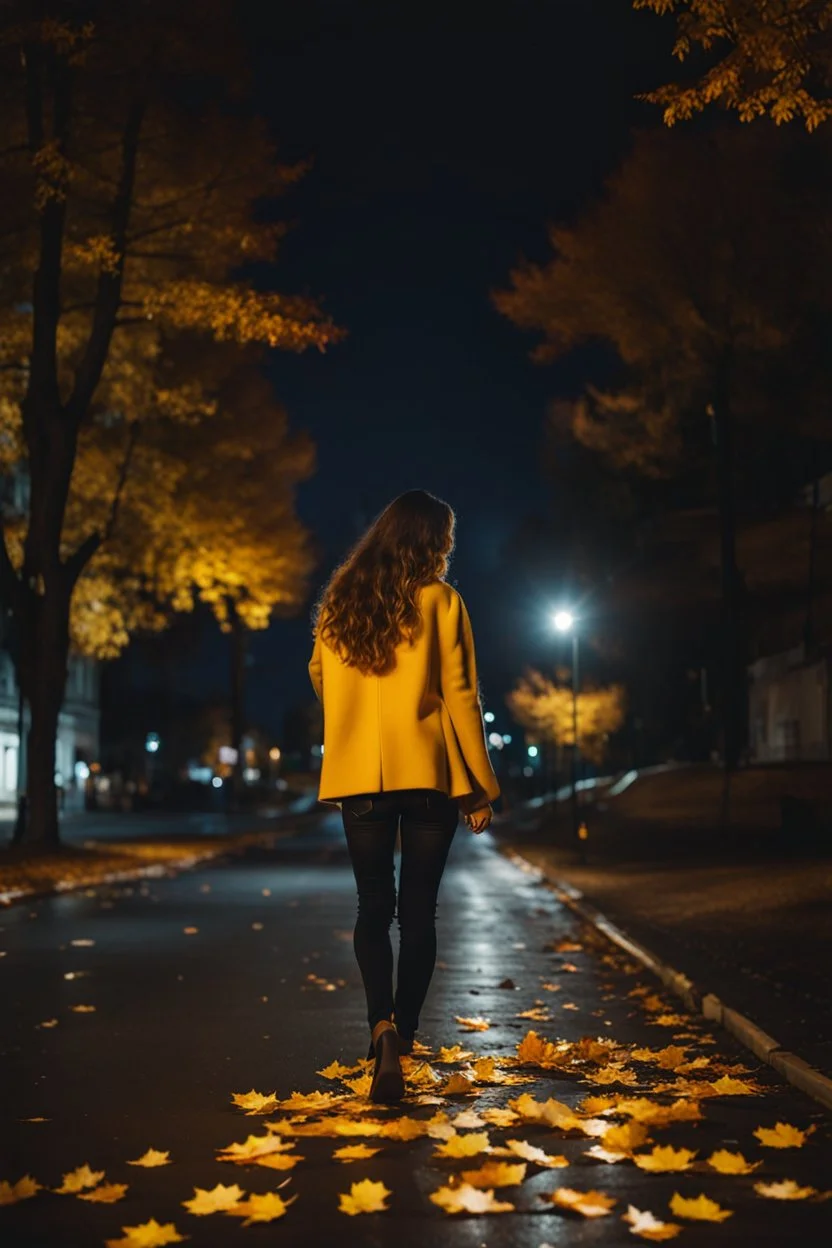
[669,1192,733,1222]
[216,1133,293,1161]
[79,1182,128,1203]
[549,1186,616,1218]
[251,1152,304,1170]
[707,1149,761,1175]
[343,1073,373,1097]
[602,1121,651,1153]
[454,1015,491,1031]
[70,1004,96,1013]
[225,1191,297,1224]
[127,1149,171,1168]
[622,1205,682,1241]
[433,1131,491,1159]
[753,1122,815,1149]
[651,1014,687,1027]
[54,1164,105,1193]
[754,1179,817,1200]
[585,1145,630,1163]
[104,1217,187,1247]
[318,1059,360,1079]
[435,1044,475,1063]
[459,1161,527,1188]
[479,1107,521,1128]
[333,1144,382,1163]
[429,1182,514,1214]
[277,1090,345,1112]
[588,1064,639,1086]
[453,1109,488,1129]
[231,1089,279,1114]
[508,1092,582,1131]
[338,1178,392,1215]
[37,1019,59,1028]
[182,1183,245,1214]
[0,1175,42,1204]
[442,1070,477,1095]
[497,1139,569,1167]
[380,1117,428,1141]
[577,1094,618,1114]
[634,1146,697,1173]
[709,1075,760,1095]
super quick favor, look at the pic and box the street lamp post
[552,609,583,856]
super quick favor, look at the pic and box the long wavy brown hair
[312,489,456,674]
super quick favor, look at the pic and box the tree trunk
[710,361,747,774]
[18,580,72,848]
[229,605,247,806]
[803,445,820,654]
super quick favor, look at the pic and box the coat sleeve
[308,630,323,702]
[437,587,501,807]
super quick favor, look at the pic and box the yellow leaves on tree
[506,667,625,763]
[634,0,832,130]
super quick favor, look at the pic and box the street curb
[501,846,832,1114]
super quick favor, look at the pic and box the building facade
[748,642,830,763]
[0,650,100,808]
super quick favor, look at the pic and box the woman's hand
[463,804,492,834]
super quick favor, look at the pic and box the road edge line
[501,846,832,1114]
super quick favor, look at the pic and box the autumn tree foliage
[494,125,832,768]
[506,668,626,765]
[0,3,342,846]
[635,0,832,129]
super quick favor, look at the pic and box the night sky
[151,0,673,740]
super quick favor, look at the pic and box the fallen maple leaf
[182,1183,245,1215]
[454,1015,491,1031]
[70,1004,96,1013]
[442,1069,477,1095]
[54,1164,105,1193]
[496,1139,568,1167]
[622,1204,682,1241]
[318,1060,359,1079]
[602,1121,651,1153]
[251,1152,304,1170]
[333,1144,382,1163]
[707,1149,761,1175]
[634,1146,697,1173]
[459,1160,527,1188]
[216,1134,292,1162]
[226,1192,297,1224]
[650,1014,687,1027]
[669,1192,733,1222]
[338,1178,392,1215]
[754,1179,817,1200]
[127,1149,171,1168]
[429,1182,514,1214]
[753,1122,815,1149]
[37,1018,59,1028]
[0,1175,41,1204]
[479,1107,521,1128]
[585,1144,629,1163]
[79,1182,128,1203]
[435,1044,475,1063]
[104,1218,187,1247]
[433,1131,491,1159]
[277,1090,345,1112]
[709,1075,760,1095]
[231,1089,279,1114]
[548,1186,616,1218]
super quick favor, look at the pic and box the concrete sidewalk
[1,807,829,1245]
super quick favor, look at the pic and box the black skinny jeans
[341,788,458,1056]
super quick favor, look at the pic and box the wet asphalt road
[2,807,831,1246]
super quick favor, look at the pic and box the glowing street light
[551,609,575,634]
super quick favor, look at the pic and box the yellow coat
[307,579,501,810]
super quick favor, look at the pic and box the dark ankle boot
[368,1024,404,1103]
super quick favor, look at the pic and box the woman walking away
[307,489,500,1103]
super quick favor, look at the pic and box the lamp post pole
[570,628,580,847]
